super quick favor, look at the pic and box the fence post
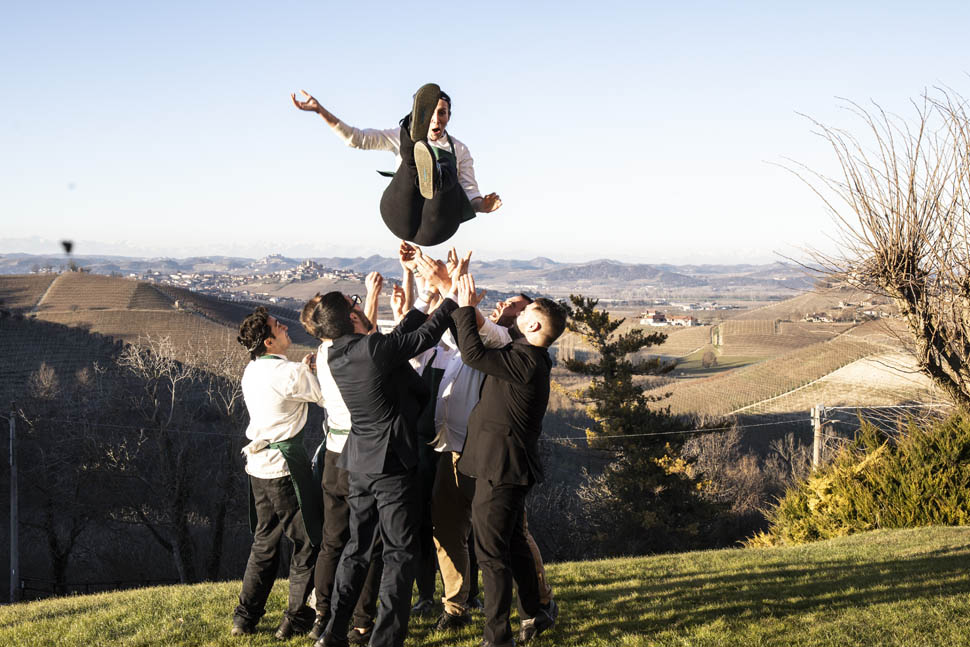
[9,404,19,603]
[812,404,823,468]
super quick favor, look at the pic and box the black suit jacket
[329,299,458,474]
[452,306,551,486]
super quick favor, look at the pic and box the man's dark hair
[309,291,355,340]
[300,293,325,339]
[532,297,568,346]
[439,90,452,112]
[238,306,273,360]
[518,293,534,304]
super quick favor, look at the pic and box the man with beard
[308,287,457,647]
[452,276,567,647]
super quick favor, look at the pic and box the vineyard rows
[0,274,57,310]
[36,274,141,311]
[647,336,884,416]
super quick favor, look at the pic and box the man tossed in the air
[292,83,502,246]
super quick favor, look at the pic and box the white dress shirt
[433,317,512,453]
[240,355,325,479]
[316,340,353,453]
[332,120,483,202]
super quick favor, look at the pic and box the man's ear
[526,319,542,334]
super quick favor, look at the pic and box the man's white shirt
[332,120,483,202]
[433,317,512,453]
[315,340,353,453]
[240,355,324,479]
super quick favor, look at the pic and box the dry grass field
[36,273,142,311]
[737,352,945,414]
[727,286,886,320]
[648,336,885,416]
[0,274,317,367]
[0,274,57,310]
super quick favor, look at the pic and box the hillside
[0,316,122,407]
[0,273,316,361]
[3,526,969,646]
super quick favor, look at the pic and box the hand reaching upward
[365,272,383,297]
[456,274,486,308]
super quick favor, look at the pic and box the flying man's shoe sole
[414,140,436,200]
[409,83,441,142]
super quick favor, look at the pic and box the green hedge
[750,410,970,546]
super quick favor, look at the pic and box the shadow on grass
[553,546,970,642]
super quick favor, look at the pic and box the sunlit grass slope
[3,527,970,646]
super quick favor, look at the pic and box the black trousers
[472,479,541,646]
[380,124,465,247]
[314,449,383,627]
[413,367,442,601]
[326,470,420,647]
[235,474,318,625]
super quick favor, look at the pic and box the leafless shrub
[793,88,970,407]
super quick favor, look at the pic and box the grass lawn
[3,526,970,646]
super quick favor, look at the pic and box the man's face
[490,295,531,327]
[428,99,450,141]
[345,294,373,333]
[515,303,541,333]
[264,316,291,354]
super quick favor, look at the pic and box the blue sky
[2,1,968,263]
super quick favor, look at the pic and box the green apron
[378,137,477,223]
[246,356,323,546]
[247,430,323,546]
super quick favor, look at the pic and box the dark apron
[248,430,323,546]
[378,137,477,223]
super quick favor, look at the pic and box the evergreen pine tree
[561,295,717,554]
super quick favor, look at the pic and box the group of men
[232,239,568,647]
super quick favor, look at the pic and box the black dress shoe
[518,598,558,643]
[315,632,350,647]
[308,614,329,641]
[410,597,437,617]
[230,617,256,636]
[275,609,315,640]
[434,610,472,632]
[347,624,373,645]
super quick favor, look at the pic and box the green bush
[750,410,970,546]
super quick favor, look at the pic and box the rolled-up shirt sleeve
[333,120,401,153]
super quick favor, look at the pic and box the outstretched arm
[291,90,342,128]
[291,89,398,152]
[363,272,382,332]
[453,275,535,384]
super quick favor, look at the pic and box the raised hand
[291,89,322,113]
[399,240,417,272]
[445,247,459,276]
[451,249,472,284]
[365,271,384,296]
[478,192,503,213]
[456,274,486,308]
[414,253,451,293]
[390,284,406,322]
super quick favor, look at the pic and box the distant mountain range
[0,252,819,297]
